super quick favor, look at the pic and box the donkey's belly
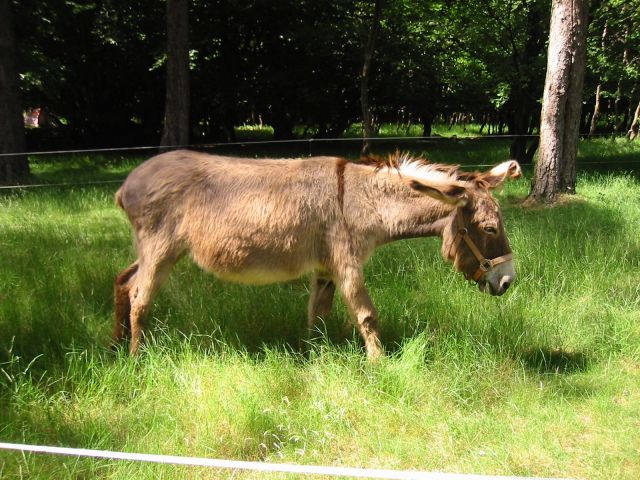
[188,230,323,285]
[213,267,311,285]
[191,247,320,285]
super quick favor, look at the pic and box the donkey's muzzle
[479,273,514,296]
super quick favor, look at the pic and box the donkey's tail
[112,261,139,346]
[115,187,125,210]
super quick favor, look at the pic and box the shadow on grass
[520,347,590,374]
[0,218,130,367]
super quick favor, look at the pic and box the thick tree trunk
[422,113,433,137]
[529,0,589,203]
[160,0,190,149]
[0,0,29,184]
[360,0,382,157]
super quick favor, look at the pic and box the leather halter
[449,209,513,282]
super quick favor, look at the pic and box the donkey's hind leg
[306,275,336,344]
[128,248,180,355]
[128,260,176,355]
[113,261,139,347]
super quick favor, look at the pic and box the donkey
[113,150,521,358]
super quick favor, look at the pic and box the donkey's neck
[371,178,456,243]
[343,163,456,245]
[386,214,452,241]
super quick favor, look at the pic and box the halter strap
[450,209,512,282]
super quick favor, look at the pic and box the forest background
[7,0,640,160]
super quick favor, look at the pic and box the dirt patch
[507,193,588,210]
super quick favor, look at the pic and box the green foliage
[14,0,165,146]
[586,0,640,132]
[10,0,636,149]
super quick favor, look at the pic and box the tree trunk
[219,0,237,142]
[613,19,630,133]
[589,83,602,135]
[525,137,540,164]
[0,0,29,184]
[422,113,433,137]
[160,0,190,149]
[529,0,589,203]
[360,0,382,157]
[627,98,640,140]
[508,98,534,164]
[271,111,294,140]
[589,20,608,136]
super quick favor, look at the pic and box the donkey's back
[117,150,338,228]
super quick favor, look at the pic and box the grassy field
[1,138,639,479]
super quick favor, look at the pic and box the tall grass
[1,140,640,479]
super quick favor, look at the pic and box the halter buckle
[479,259,492,272]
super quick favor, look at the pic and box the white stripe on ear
[483,160,522,188]
[490,160,522,178]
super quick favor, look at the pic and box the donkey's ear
[481,160,522,188]
[409,180,469,207]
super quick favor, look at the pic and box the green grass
[1,139,640,479]
[346,121,494,138]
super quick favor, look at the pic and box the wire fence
[0,131,631,158]
[0,132,637,191]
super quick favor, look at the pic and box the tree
[14,0,165,149]
[360,0,383,156]
[0,0,29,183]
[373,0,453,137]
[588,17,608,134]
[16,0,640,152]
[584,0,640,135]
[529,0,589,203]
[628,99,640,140]
[459,0,548,163]
[160,0,190,148]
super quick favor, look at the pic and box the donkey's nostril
[500,279,511,292]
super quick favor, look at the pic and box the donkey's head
[438,160,521,296]
[370,153,521,295]
[409,160,521,296]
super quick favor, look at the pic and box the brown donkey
[114,150,521,358]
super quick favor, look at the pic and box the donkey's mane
[360,151,481,185]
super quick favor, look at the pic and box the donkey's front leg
[335,266,383,359]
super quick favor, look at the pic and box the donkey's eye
[483,226,498,235]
